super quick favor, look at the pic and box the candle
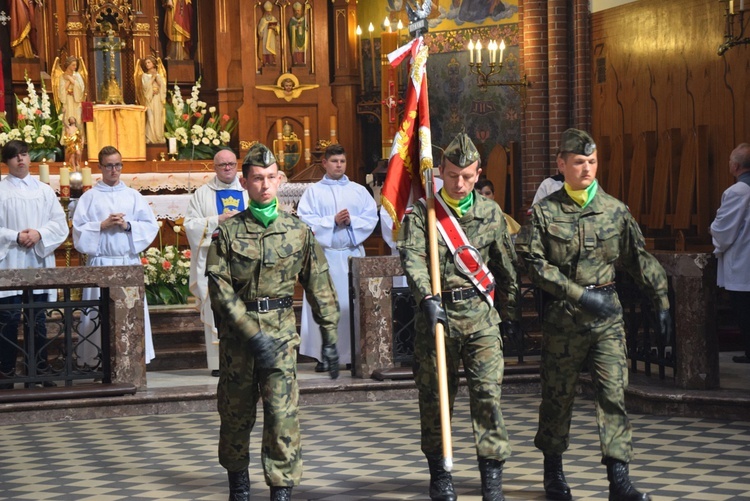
[397,19,403,42]
[59,166,70,198]
[368,23,376,92]
[38,159,49,184]
[82,167,92,187]
[276,119,285,169]
[303,116,311,165]
[499,39,506,64]
[356,25,364,91]
[730,0,734,13]
[476,40,482,64]
[488,40,496,64]
[168,137,177,154]
[330,115,338,143]
[468,40,474,64]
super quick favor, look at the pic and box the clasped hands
[100,213,129,231]
[334,209,351,227]
[16,229,41,248]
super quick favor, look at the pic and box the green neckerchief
[564,179,598,209]
[249,198,279,227]
[440,188,475,216]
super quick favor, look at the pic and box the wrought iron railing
[0,286,109,390]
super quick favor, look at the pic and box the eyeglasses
[215,162,237,169]
[101,163,123,171]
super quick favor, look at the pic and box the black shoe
[605,458,651,501]
[427,456,457,501]
[314,361,328,372]
[227,469,250,501]
[543,454,572,500]
[211,370,220,377]
[270,486,292,501]
[733,355,750,363]
[478,458,505,501]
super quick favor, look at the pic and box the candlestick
[730,0,734,14]
[303,116,311,166]
[168,137,177,155]
[38,159,49,184]
[330,115,338,144]
[397,19,403,43]
[59,166,70,198]
[383,16,391,33]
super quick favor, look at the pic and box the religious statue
[51,56,88,128]
[288,2,309,66]
[256,73,319,102]
[135,56,167,144]
[61,117,84,170]
[10,0,40,59]
[163,0,193,60]
[258,1,280,67]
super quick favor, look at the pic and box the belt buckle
[450,288,463,302]
[256,297,270,313]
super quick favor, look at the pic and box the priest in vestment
[72,146,159,367]
[183,149,247,376]
[297,144,378,370]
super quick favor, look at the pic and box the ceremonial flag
[380,37,433,240]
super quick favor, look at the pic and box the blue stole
[215,189,245,215]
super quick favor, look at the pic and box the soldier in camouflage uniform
[206,143,340,501]
[515,129,673,501]
[398,133,520,501]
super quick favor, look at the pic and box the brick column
[520,1,550,207]
[547,0,570,166]
[572,0,592,130]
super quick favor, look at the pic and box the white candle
[168,137,178,154]
[59,167,70,186]
[38,160,49,184]
[468,40,474,63]
[499,39,506,64]
[81,167,92,187]
[476,40,482,64]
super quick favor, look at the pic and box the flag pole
[424,167,453,471]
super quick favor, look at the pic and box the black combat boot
[427,456,457,501]
[543,453,572,500]
[605,458,652,501]
[270,486,292,501]
[227,470,250,501]
[478,458,505,501]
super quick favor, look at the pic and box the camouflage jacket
[206,210,340,344]
[516,187,670,311]
[397,193,520,336]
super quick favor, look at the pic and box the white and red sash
[420,194,496,306]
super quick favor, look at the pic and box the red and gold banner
[380,37,433,240]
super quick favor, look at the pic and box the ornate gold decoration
[67,22,84,31]
[135,23,151,32]
[240,140,259,151]
[83,0,135,33]
[256,73,319,102]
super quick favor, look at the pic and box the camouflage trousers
[217,334,301,486]
[414,324,511,461]
[534,299,633,463]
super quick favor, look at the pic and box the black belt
[584,282,617,294]
[442,287,478,303]
[244,296,293,313]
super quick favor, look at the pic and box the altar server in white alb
[73,146,159,367]
[297,143,378,371]
[183,148,248,376]
[0,140,68,388]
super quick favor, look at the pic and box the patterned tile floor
[1,393,750,501]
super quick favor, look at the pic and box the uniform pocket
[546,222,575,265]
[596,225,620,263]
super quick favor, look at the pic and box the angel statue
[256,73,319,102]
[61,117,84,170]
[51,56,88,129]
[135,55,167,144]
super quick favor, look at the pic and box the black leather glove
[578,289,618,318]
[656,309,673,345]
[248,331,276,369]
[321,344,340,379]
[420,295,448,334]
[500,320,520,340]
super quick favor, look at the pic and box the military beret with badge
[443,132,480,168]
[243,142,277,167]
[559,128,596,156]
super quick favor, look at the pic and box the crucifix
[0,11,11,26]
[95,30,126,104]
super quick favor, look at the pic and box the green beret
[243,142,277,167]
[559,128,596,156]
[443,132,480,168]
